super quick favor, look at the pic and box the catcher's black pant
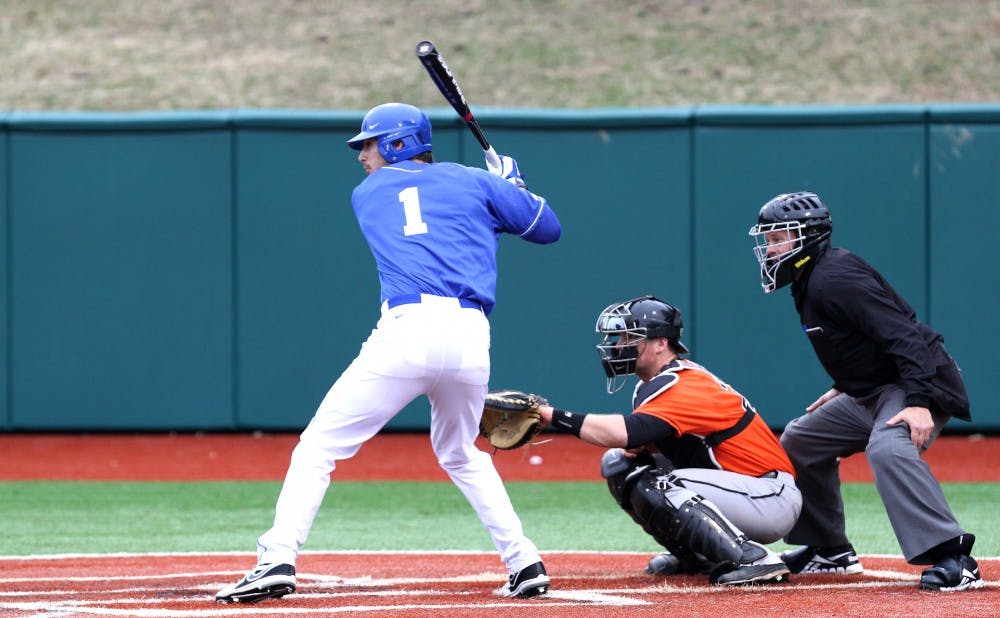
[780,384,967,564]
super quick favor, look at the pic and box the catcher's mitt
[480,390,547,450]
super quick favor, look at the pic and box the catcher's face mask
[596,303,645,394]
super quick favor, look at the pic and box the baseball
[529,455,543,465]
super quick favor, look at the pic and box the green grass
[2,1,997,111]
[1,481,997,557]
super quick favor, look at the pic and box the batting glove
[486,154,526,188]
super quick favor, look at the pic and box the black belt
[386,294,482,311]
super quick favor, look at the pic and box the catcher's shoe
[647,552,682,575]
[919,555,984,592]
[711,547,790,586]
[780,544,863,575]
[646,551,713,576]
[497,561,550,598]
[216,562,296,604]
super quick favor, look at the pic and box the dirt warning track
[2,433,996,482]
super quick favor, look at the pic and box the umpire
[749,191,982,592]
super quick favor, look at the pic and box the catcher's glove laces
[513,437,553,462]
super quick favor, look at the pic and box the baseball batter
[749,191,982,592]
[538,296,802,586]
[216,102,561,603]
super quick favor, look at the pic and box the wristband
[550,408,585,437]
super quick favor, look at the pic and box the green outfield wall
[1,106,997,432]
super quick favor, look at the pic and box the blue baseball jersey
[351,160,561,315]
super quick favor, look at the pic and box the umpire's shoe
[216,562,296,604]
[920,555,984,592]
[497,561,549,598]
[919,533,984,592]
[780,544,863,575]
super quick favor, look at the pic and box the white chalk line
[1,554,996,617]
[0,602,651,616]
[0,549,651,562]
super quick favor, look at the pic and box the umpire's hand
[886,406,934,451]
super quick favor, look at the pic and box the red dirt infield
[1,551,997,617]
[0,432,996,616]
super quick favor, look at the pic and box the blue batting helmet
[347,103,432,164]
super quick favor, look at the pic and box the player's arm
[514,190,561,243]
[475,167,561,244]
[538,405,675,448]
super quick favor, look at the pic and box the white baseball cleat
[216,562,296,604]
[496,561,550,598]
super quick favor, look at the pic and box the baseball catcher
[480,390,546,450]
[537,295,802,585]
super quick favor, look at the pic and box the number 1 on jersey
[398,186,428,236]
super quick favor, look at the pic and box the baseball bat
[415,40,501,168]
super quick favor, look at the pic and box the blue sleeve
[473,169,561,244]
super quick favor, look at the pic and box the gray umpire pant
[780,384,966,564]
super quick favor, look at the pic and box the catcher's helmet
[595,295,690,393]
[347,102,432,164]
[748,191,832,293]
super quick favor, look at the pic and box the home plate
[545,589,651,605]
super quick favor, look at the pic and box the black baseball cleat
[646,551,713,576]
[216,562,296,604]
[497,561,550,598]
[780,544,863,575]
[647,552,683,575]
[919,554,984,592]
[711,549,791,586]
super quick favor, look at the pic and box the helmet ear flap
[378,135,404,163]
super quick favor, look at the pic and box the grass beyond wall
[2,1,997,111]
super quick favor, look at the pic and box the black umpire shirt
[790,247,970,420]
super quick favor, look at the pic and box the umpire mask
[749,191,832,293]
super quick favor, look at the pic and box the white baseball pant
[255,294,541,574]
